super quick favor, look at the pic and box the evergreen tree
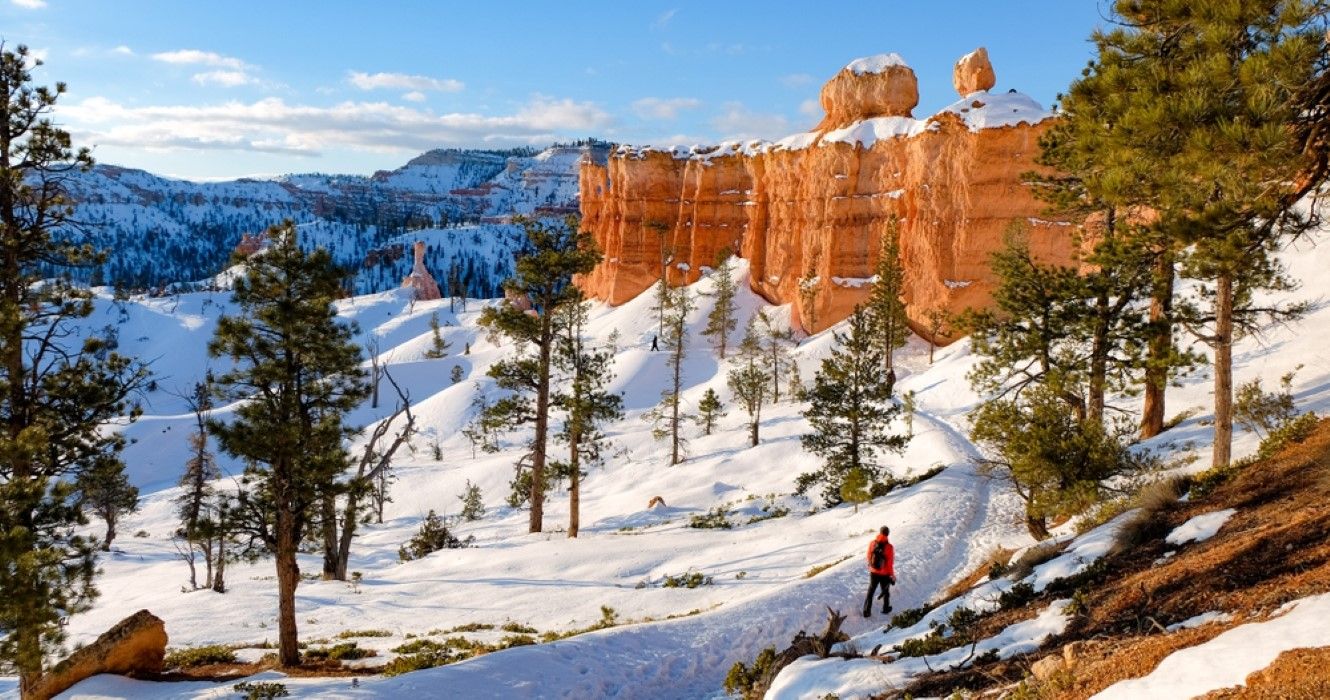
[799,308,907,505]
[424,311,451,359]
[450,365,464,384]
[867,217,910,391]
[458,480,485,521]
[840,468,871,513]
[0,46,148,696]
[728,323,767,447]
[701,252,738,358]
[75,457,139,552]
[478,215,600,532]
[924,307,947,364]
[208,221,369,667]
[660,285,694,465]
[694,388,725,436]
[550,299,622,537]
[1080,0,1329,466]
[753,310,795,403]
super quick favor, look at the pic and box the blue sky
[2,1,1107,180]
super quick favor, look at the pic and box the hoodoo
[401,240,443,300]
[577,49,1079,337]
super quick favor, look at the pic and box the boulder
[953,47,997,96]
[816,53,919,131]
[29,609,167,700]
[1030,654,1066,682]
[400,240,442,300]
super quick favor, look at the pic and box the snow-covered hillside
[0,228,1327,699]
[55,142,609,297]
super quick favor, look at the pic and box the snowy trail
[51,445,1006,700]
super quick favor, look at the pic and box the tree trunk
[1025,511,1050,540]
[530,327,553,534]
[568,429,581,539]
[670,355,682,465]
[212,535,227,593]
[320,493,338,580]
[1141,251,1175,439]
[1213,271,1234,470]
[101,514,116,552]
[335,490,360,581]
[275,511,301,666]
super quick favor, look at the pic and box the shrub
[337,629,392,639]
[889,604,935,630]
[804,556,851,579]
[497,634,537,649]
[398,510,471,562]
[689,506,733,529]
[163,645,237,669]
[998,582,1036,611]
[382,650,460,676]
[392,638,449,655]
[662,571,713,588]
[234,681,289,700]
[303,642,375,661]
[724,646,777,698]
[435,622,494,634]
[458,480,485,521]
[500,621,537,634]
[1257,411,1319,460]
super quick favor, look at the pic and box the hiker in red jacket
[863,526,895,617]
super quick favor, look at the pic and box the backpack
[870,540,886,571]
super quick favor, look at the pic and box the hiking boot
[862,608,872,618]
[882,606,892,614]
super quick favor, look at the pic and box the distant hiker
[863,526,895,618]
[650,334,659,351]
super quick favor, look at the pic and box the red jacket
[867,534,894,576]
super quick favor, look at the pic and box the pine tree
[660,285,694,465]
[478,215,600,532]
[799,308,907,506]
[728,323,767,447]
[75,458,139,552]
[753,310,795,403]
[450,365,464,384]
[1080,0,1330,466]
[924,308,947,365]
[208,221,369,667]
[459,481,485,521]
[550,299,622,537]
[867,217,910,391]
[840,468,871,513]
[694,388,726,436]
[701,252,738,358]
[0,45,149,696]
[424,311,451,359]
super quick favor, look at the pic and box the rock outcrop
[401,240,442,300]
[953,47,997,95]
[577,50,1079,338]
[29,609,167,700]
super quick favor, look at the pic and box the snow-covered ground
[1,229,1328,699]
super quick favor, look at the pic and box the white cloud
[402,91,427,103]
[11,0,46,9]
[58,95,614,157]
[112,45,134,56]
[711,102,792,141]
[192,70,255,87]
[631,97,701,121]
[799,99,822,118]
[651,8,677,31]
[781,73,814,88]
[348,71,464,93]
[151,49,248,70]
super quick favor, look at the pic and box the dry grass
[889,418,1330,700]
[942,546,1016,600]
[1007,540,1065,580]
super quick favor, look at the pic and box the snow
[937,91,1051,131]
[0,209,1327,698]
[1166,508,1237,546]
[820,116,928,148]
[1093,593,1330,699]
[1165,611,1233,632]
[845,53,910,75]
[768,600,1070,700]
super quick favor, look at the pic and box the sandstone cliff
[578,49,1078,338]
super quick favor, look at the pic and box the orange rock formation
[577,49,1078,339]
[401,240,442,300]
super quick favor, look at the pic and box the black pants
[863,573,892,615]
